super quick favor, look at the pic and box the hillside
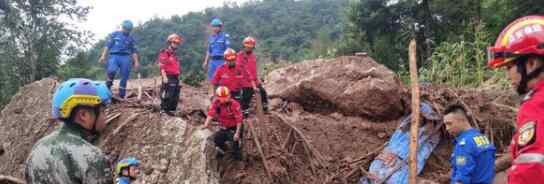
[60,0,350,81]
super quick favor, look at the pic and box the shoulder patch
[518,121,536,146]
[473,135,491,147]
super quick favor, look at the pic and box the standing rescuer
[203,86,243,160]
[212,48,256,103]
[158,33,183,115]
[203,18,230,99]
[25,78,113,184]
[99,20,140,99]
[487,15,544,184]
[115,157,141,184]
[443,105,496,184]
[238,36,269,117]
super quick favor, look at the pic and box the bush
[417,23,510,90]
[182,71,205,87]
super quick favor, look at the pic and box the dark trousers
[213,127,242,160]
[231,90,242,103]
[160,75,180,111]
[241,84,268,117]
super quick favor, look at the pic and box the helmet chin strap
[516,56,544,95]
[89,107,101,136]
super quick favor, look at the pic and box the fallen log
[0,175,25,184]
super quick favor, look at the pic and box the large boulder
[266,56,406,120]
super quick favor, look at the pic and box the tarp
[359,103,441,184]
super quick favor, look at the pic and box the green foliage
[77,0,349,85]
[181,71,206,87]
[0,0,90,108]
[344,0,538,88]
[418,23,510,89]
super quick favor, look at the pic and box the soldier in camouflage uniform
[25,78,114,184]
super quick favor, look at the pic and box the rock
[377,132,387,139]
[0,77,220,184]
[159,159,169,172]
[267,56,405,120]
[268,98,283,111]
[0,78,57,178]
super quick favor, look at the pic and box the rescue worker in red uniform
[212,48,256,103]
[487,15,544,184]
[203,86,243,160]
[237,37,269,117]
[158,33,183,115]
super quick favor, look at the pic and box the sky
[80,0,250,42]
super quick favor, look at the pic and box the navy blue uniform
[450,128,496,184]
[207,31,230,80]
[105,31,138,98]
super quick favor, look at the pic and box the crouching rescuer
[203,86,243,160]
[158,33,183,115]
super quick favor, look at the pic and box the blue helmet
[121,20,134,31]
[52,78,112,120]
[116,157,141,175]
[210,18,223,27]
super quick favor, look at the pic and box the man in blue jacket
[202,18,230,99]
[444,104,496,184]
[99,20,140,99]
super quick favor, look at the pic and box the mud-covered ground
[0,56,517,184]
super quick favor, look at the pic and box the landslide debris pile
[0,56,517,184]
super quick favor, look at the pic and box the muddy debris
[0,56,519,184]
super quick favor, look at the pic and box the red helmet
[488,15,544,69]
[167,33,183,44]
[215,86,230,98]
[224,48,237,61]
[243,36,256,48]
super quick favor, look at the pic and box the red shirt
[158,47,180,75]
[236,51,259,87]
[207,99,243,128]
[212,64,253,92]
[510,80,544,158]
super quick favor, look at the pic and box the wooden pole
[408,39,420,184]
[248,120,273,179]
[137,73,142,101]
[253,92,273,179]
